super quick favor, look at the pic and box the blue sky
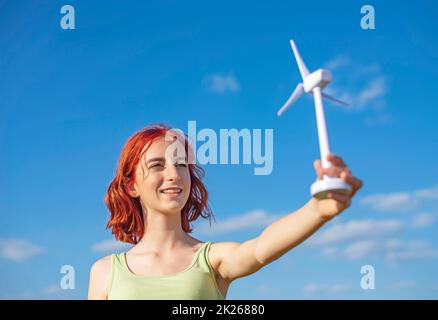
[1,0,437,299]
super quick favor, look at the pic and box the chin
[160,202,184,214]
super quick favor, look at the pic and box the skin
[88,136,363,299]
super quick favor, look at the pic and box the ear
[125,181,140,198]
[128,189,140,198]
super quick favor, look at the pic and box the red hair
[104,123,213,244]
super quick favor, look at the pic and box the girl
[88,123,363,299]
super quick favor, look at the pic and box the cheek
[182,170,191,189]
[178,170,191,198]
[142,175,162,194]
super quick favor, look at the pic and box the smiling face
[129,135,191,216]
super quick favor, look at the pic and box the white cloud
[198,210,280,235]
[414,185,438,200]
[312,181,438,262]
[359,192,416,212]
[309,219,403,246]
[322,246,339,258]
[385,248,438,263]
[91,239,132,253]
[344,240,377,260]
[0,239,45,262]
[383,239,437,264]
[324,55,350,70]
[303,283,350,296]
[412,213,436,228]
[320,241,374,261]
[303,283,319,295]
[356,76,386,108]
[359,184,438,212]
[321,238,438,262]
[43,284,62,296]
[323,55,388,112]
[204,73,240,93]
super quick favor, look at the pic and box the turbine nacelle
[302,69,332,93]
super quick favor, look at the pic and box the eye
[149,163,163,169]
[176,162,187,167]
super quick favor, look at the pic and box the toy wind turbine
[277,40,352,199]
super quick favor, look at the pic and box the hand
[313,154,363,220]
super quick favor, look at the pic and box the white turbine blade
[321,92,349,107]
[277,83,304,116]
[290,40,309,80]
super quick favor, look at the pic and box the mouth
[159,187,183,196]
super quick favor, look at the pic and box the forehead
[142,134,187,161]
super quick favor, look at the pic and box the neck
[135,208,192,252]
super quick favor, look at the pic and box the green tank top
[108,241,225,300]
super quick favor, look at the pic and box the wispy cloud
[0,239,45,262]
[198,209,280,235]
[323,237,438,263]
[42,284,63,296]
[308,214,438,262]
[356,76,387,108]
[91,239,132,253]
[303,283,351,296]
[204,73,240,94]
[385,242,438,263]
[344,240,377,260]
[359,184,438,212]
[359,192,416,212]
[323,55,388,113]
[324,55,350,70]
[412,213,436,228]
[41,284,76,299]
[309,219,404,246]
[415,185,438,200]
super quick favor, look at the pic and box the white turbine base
[310,177,352,200]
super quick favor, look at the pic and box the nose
[164,163,180,181]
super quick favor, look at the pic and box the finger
[313,160,324,179]
[327,154,346,167]
[324,165,347,177]
[343,175,363,196]
[340,168,352,181]
[328,192,351,209]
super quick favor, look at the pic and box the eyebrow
[145,156,187,164]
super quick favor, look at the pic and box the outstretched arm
[253,197,327,265]
[216,154,363,282]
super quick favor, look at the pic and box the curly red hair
[104,123,213,244]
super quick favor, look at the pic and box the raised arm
[215,154,363,282]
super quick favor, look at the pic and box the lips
[159,187,183,194]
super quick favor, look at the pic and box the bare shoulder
[90,255,112,274]
[88,255,112,300]
[208,241,241,271]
